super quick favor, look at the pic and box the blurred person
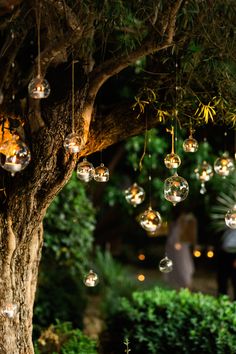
[165,211,197,289]
[217,228,236,300]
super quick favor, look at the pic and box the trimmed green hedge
[106,287,236,354]
[35,322,98,354]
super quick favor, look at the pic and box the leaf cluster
[106,287,236,354]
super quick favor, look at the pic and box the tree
[0,0,235,353]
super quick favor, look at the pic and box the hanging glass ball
[194,161,213,182]
[77,158,95,182]
[183,136,198,152]
[64,133,84,154]
[0,303,17,318]
[159,256,173,273]
[225,206,236,229]
[164,173,189,206]
[125,183,145,207]
[28,76,51,99]
[94,163,109,182]
[0,135,31,176]
[214,155,235,177]
[83,270,99,287]
[200,182,207,195]
[139,206,162,232]
[164,152,181,169]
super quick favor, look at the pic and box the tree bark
[0,214,43,354]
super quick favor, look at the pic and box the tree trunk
[0,212,44,354]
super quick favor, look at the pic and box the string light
[28,1,50,99]
[64,60,85,153]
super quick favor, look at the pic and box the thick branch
[81,103,158,156]
[81,0,184,145]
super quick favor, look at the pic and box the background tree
[0,0,235,353]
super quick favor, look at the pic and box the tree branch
[81,0,184,145]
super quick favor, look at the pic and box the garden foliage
[106,287,236,354]
[35,321,98,354]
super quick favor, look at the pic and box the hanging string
[148,131,152,207]
[224,131,227,153]
[71,59,75,133]
[166,126,175,154]
[175,59,179,155]
[36,0,41,78]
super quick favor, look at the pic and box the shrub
[106,287,236,354]
[35,321,98,354]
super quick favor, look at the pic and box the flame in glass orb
[183,136,198,152]
[76,158,95,182]
[214,155,235,177]
[0,303,17,318]
[138,206,162,232]
[159,256,173,273]
[28,76,51,99]
[164,152,181,169]
[84,270,99,287]
[195,161,213,194]
[225,205,236,229]
[125,183,145,207]
[164,173,189,206]
[94,163,109,182]
[0,135,31,176]
[64,133,84,154]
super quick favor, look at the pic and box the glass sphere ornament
[164,152,181,169]
[214,155,235,177]
[0,303,17,318]
[125,183,145,207]
[76,158,95,182]
[183,136,198,152]
[195,161,213,194]
[225,205,236,229]
[0,135,31,176]
[94,163,109,182]
[195,161,213,182]
[139,206,162,233]
[164,173,189,206]
[159,256,173,273]
[83,270,99,287]
[28,76,51,99]
[64,133,84,154]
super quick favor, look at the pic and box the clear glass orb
[139,206,162,232]
[164,173,189,206]
[159,256,173,273]
[64,133,84,154]
[200,182,207,195]
[28,76,51,99]
[0,303,17,318]
[164,152,181,169]
[94,163,109,182]
[214,156,235,177]
[225,205,236,229]
[0,136,31,176]
[77,158,95,182]
[183,136,198,152]
[125,183,145,207]
[83,270,99,287]
[194,161,213,182]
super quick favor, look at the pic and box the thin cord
[36,0,41,77]
[148,132,152,208]
[72,60,75,133]
[139,115,148,171]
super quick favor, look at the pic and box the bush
[35,321,98,354]
[106,287,236,354]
